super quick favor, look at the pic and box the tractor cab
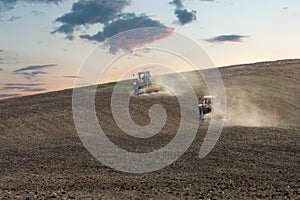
[199,96,215,120]
[203,96,213,105]
[133,71,152,94]
[138,71,151,82]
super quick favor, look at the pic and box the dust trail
[152,72,280,127]
[144,72,280,127]
[151,71,208,97]
[151,74,190,97]
[224,88,279,127]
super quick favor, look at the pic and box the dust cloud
[132,71,280,127]
[151,71,208,97]
[153,74,280,127]
[224,88,279,127]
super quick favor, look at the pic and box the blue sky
[0,0,299,99]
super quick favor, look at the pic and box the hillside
[0,59,299,199]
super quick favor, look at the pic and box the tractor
[133,71,157,94]
[199,95,215,120]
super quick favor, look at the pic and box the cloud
[169,0,183,9]
[4,86,28,90]
[169,0,197,25]
[0,0,18,13]
[0,49,3,53]
[15,71,47,79]
[205,34,248,43]
[80,14,173,53]
[3,83,46,93]
[7,15,21,22]
[0,93,21,99]
[13,64,56,79]
[0,0,62,13]
[174,9,197,25]
[64,75,81,78]
[22,88,47,92]
[0,67,3,71]
[13,64,56,73]
[5,83,44,87]
[53,0,173,53]
[52,0,131,38]
[5,83,43,86]
[79,14,171,42]
[32,10,44,16]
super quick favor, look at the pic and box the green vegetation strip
[97,82,116,89]
[275,125,300,131]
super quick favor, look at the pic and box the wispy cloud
[53,0,173,53]
[205,34,249,43]
[13,64,56,73]
[32,10,44,16]
[14,71,47,79]
[7,15,21,22]
[63,75,81,79]
[5,83,44,88]
[0,0,62,14]
[22,88,47,92]
[3,83,46,93]
[13,64,56,79]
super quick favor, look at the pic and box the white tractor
[133,71,160,94]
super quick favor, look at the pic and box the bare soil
[0,59,299,199]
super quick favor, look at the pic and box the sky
[0,0,299,99]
